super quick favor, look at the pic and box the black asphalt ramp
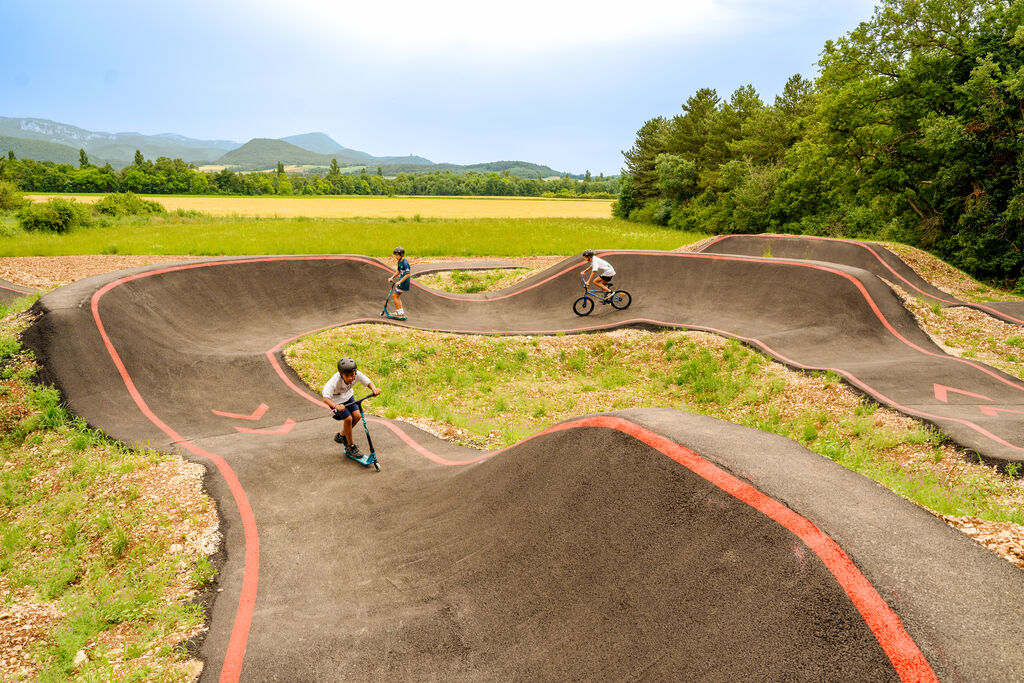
[22,250,1024,681]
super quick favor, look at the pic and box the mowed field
[26,194,614,219]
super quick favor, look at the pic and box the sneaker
[334,433,347,445]
[346,442,363,456]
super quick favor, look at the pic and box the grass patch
[0,213,698,257]
[288,325,1024,530]
[0,299,217,680]
[417,268,533,293]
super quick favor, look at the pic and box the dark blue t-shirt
[396,258,411,291]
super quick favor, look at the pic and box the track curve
[698,233,1024,326]
[22,251,1024,681]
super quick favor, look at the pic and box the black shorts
[333,397,360,420]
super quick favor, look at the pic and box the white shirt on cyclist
[590,256,615,278]
[322,370,371,403]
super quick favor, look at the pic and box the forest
[614,0,1024,286]
[0,151,618,200]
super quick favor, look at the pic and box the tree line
[0,150,618,200]
[615,0,1024,286]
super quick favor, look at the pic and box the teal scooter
[334,394,381,471]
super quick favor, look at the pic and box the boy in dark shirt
[388,246,411,320]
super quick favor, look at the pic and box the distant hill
[0,116,575,177]
[446,160,565,178]
[281,133,433,166]
[0,135,110,167]
[217,138,348,169]
[280,132,346,155]
[0,117,236,168]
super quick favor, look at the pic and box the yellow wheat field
[27,195,614,219]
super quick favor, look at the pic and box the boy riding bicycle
[580,249,616,301]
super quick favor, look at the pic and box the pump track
[21,234,1024,681]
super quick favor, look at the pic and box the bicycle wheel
[573,296,594,316]
[610,290,631,310]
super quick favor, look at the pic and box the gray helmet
[582,249,595,258]
[393,246,405,256]
[337,357,357,374]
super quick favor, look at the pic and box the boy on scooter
[388,246,412,320]
[580,249,616,301]
[323,356,381,458]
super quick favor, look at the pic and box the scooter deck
[346,451,381,470]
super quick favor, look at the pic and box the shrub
[16,198,90,233]
[0,180,28,211]
[629,199,672,226]
[93,192,167,217]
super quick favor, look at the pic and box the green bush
[0,180,28,212]
[93,192,167,217]
[629,199,672,226]
[16,198,91,233]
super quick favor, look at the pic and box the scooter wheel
[374,462,381,472]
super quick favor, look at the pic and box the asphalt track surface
[21,244,1024,681]
[699,233,1024,326]
[0,277,38,304]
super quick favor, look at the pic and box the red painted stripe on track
[0,283,34,294]
[712,234,1024,325]
[92,281,258,682]
[551,417,938,683]
[87,256,393,681]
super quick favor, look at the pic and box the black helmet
[582,249,595,258]
[337,357,357,374]
[393,246,405,256]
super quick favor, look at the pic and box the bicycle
[573,274,632,316]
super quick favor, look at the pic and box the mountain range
[0,117,571,178]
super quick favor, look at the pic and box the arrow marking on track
[212,403,270,421]
[979,405,1024,417]
[234,419,296,435]
[934,384,992,404]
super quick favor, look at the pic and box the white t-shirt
[322,370,371,403]
[590,256,615,277]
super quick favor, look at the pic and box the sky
[2,0,878,176]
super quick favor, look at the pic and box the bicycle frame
[580,274,613,298]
